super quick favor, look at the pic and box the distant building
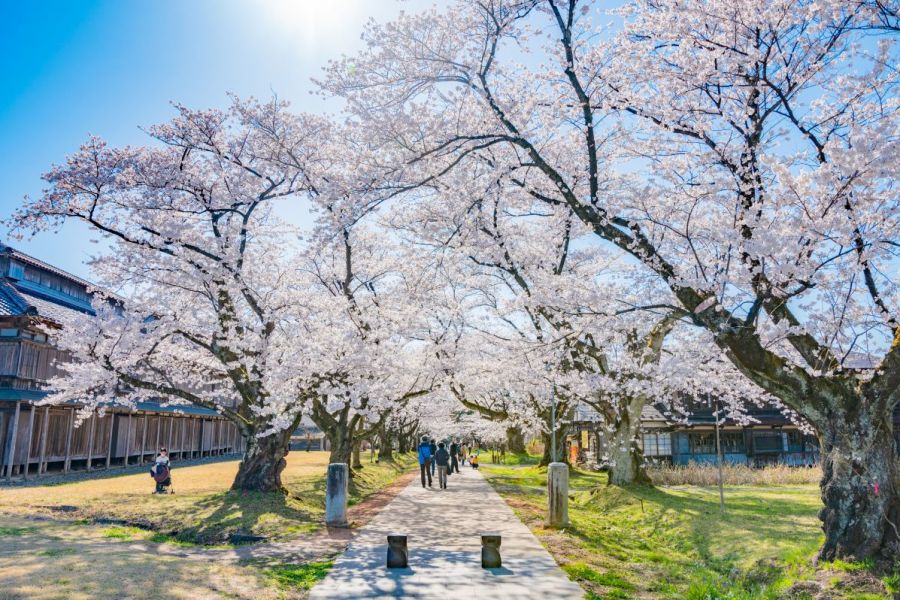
[573,397,900,468]
[0,245,242,481]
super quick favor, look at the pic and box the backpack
[152,463,170,483]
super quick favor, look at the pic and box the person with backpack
[429,438,438,478]
[449,440,460,474]
[417,436,433,488]
[434,442,451,489]
[151,447,172,494]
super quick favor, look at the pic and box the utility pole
[714,397,725,513]
[551,385,557,463]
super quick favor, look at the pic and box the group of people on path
[416,436,478,489]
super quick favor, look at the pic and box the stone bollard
[481,533,502,568]
[325,463,349,527]
[547,462,569,528]
[386,533,408,568]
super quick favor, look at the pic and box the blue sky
[0,0,424,279]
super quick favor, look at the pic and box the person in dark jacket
[429,438,438,477]
[417,436,433,488]
[434,442,451,489]
[449,440,460,474]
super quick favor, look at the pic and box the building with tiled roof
[0,245,243,481]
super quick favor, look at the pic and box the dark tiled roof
[0,281,31,317]
[18,290,93,323]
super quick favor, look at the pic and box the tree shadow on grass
[166,488,323,545]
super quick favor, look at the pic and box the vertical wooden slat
[139,416,148,465]
[4,401,21,481]
[154,415,161,457]
[190,419,197,459]
[38,406,49,474]
[123,414,133,468]
[167,416,174,452]
[179,417,186,460]
[86,413,97,471]
[22,403,36,480]
[105,414,114,470]
[63,408,75,473]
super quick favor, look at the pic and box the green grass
[36,548,79,557]
[481,464,892,599]
[264,561,334,591]
[0,526,38,536]
[102,525,146,540]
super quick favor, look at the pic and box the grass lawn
[481,462,896,600]
[0,450,416,545]
[0,451,416,599]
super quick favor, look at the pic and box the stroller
[151,461,173,494]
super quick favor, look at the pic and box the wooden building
[0,245,243,481]
[573,399,900,468]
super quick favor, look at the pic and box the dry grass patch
[0,451,416,545]
[648,463,822,486]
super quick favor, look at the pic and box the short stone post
[547,462,569,528]
[386,533,408,568]
[481,533,502,568]
[325,463,349,527]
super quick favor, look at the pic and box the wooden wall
[1,402,245,480]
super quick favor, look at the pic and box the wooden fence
[0,402,244,481]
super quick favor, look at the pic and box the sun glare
[258,0,366,48]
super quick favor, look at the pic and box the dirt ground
[0,452,416,599]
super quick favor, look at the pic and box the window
[754,432,784,453]
[721,432,745,453]
[688,433,716,454]
[0,328,18,337]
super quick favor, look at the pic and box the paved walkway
[310,466,584,599]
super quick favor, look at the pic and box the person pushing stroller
[151,447,173,494]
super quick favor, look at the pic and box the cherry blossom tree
[8,99,345,492]
[322,0,899,560]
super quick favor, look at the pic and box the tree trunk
[506,426,526,454]
[327,423,354,467]
[539,427,569,467]
[601,398,651,486]
[818,404,899,561]
[231,429,292,492]
[352,440,363,470]
[378,427,394,461]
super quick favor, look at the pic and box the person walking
[417,436,433,488]
[429,438,438,478]
[434,442,451,489]
[449,440,460,474]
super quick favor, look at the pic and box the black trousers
[450,455,459,473]
[420,459,432,487]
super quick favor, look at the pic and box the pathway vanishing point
[310,466,585,599]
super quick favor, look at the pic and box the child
[470,453,479,470]
[151,447,172,494]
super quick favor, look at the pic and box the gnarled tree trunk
[539,426,569,467]
[818,402,899,561]
[231,428,293,492]
[602,398,651,486]
[378,427,394,461]
[506,426,526,454]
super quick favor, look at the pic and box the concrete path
[310,466,584,599]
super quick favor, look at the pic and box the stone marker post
[481,533,502,568]
[326,463,349,527]
[547,462,569,528]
